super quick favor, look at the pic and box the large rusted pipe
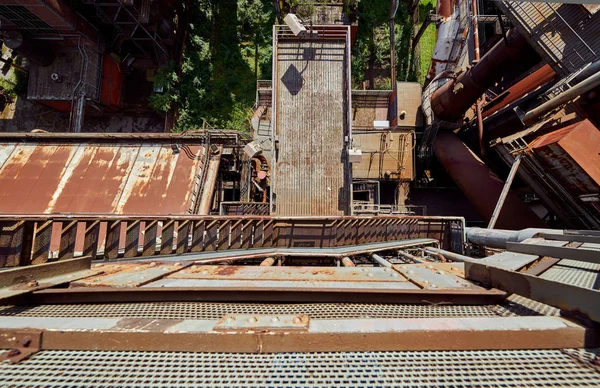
[433,133,544,229]
[482,64,556,119]
[431,29,536,122]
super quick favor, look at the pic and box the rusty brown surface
[482,64,556,119]
[529,119,600,197]
[274,38,349,216]
[0,215,462,267]
[433,133,544,229]
[30,286,506,305]
[0,142,207,215]
[431,29,538,122]
[0,316,590,353]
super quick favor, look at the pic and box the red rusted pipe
[431,28,535,122]
[482,64,556,119]
[433,132,544,229]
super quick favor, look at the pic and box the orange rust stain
[212,266,241,276]
[311,269,334,275]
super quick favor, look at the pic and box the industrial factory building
[0,1,599,386]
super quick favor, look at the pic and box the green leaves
[149,0,274,133]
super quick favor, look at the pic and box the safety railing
[0,215,464,267]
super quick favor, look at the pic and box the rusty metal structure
[0,1,599,386]
[0,0,181,131]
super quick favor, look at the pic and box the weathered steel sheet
[0,142,206,215]
[530,119,600,198]
[393,264,482,290]
[273,39,349,216]
[168,265,407,283]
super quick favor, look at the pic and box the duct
[431,29,538,122]
[427,0,460,80]
[433,132,545,230]
[465,227,562,249]
[517,67,600,125]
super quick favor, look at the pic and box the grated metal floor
[0,302,514,319]
[0,349,598,387]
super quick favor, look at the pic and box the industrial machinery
[0,0,599,386]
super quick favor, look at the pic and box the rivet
[271,317,280,323]
[149,262,157,267]
[436,270,444,275]
[431,284,438,288]
[247,317,257,324]
[226,317,235,323]
[202,270,209,275]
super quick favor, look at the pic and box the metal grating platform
[0,349,598,387]
[0,302,513,319]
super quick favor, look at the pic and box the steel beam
[488,153,522,229]
[506,242,600,265]
[0,316,591,353]
[0,257,96,300]
[426,247,600,323]
[27,287,506,305]
[540,233,600,244]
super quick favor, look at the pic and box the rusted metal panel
[433,133,544,229]
[529,119,600,198]
[396,82,423,128]
[352,130,414,180]
[0,256,95,301]
[0,316,589,353]
[0,215,465,267]
[73,262,188,288]
[394,264,482,290]
[167,265,409,283]
[273,38,349,216]
[0,142,207,215]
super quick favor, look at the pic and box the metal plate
[170,265,408,282]
[394,264,483,290]
[0,349,598,387]
[72,262,188,288]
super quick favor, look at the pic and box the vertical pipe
[471,0,485,156]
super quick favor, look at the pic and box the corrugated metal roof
[273,37,349,216]
[0,141,207,214]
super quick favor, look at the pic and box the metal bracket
[213,314,310,332]
[0,330,42,364]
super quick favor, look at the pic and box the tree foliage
[351,0,418,89]
[151,0,274,132]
